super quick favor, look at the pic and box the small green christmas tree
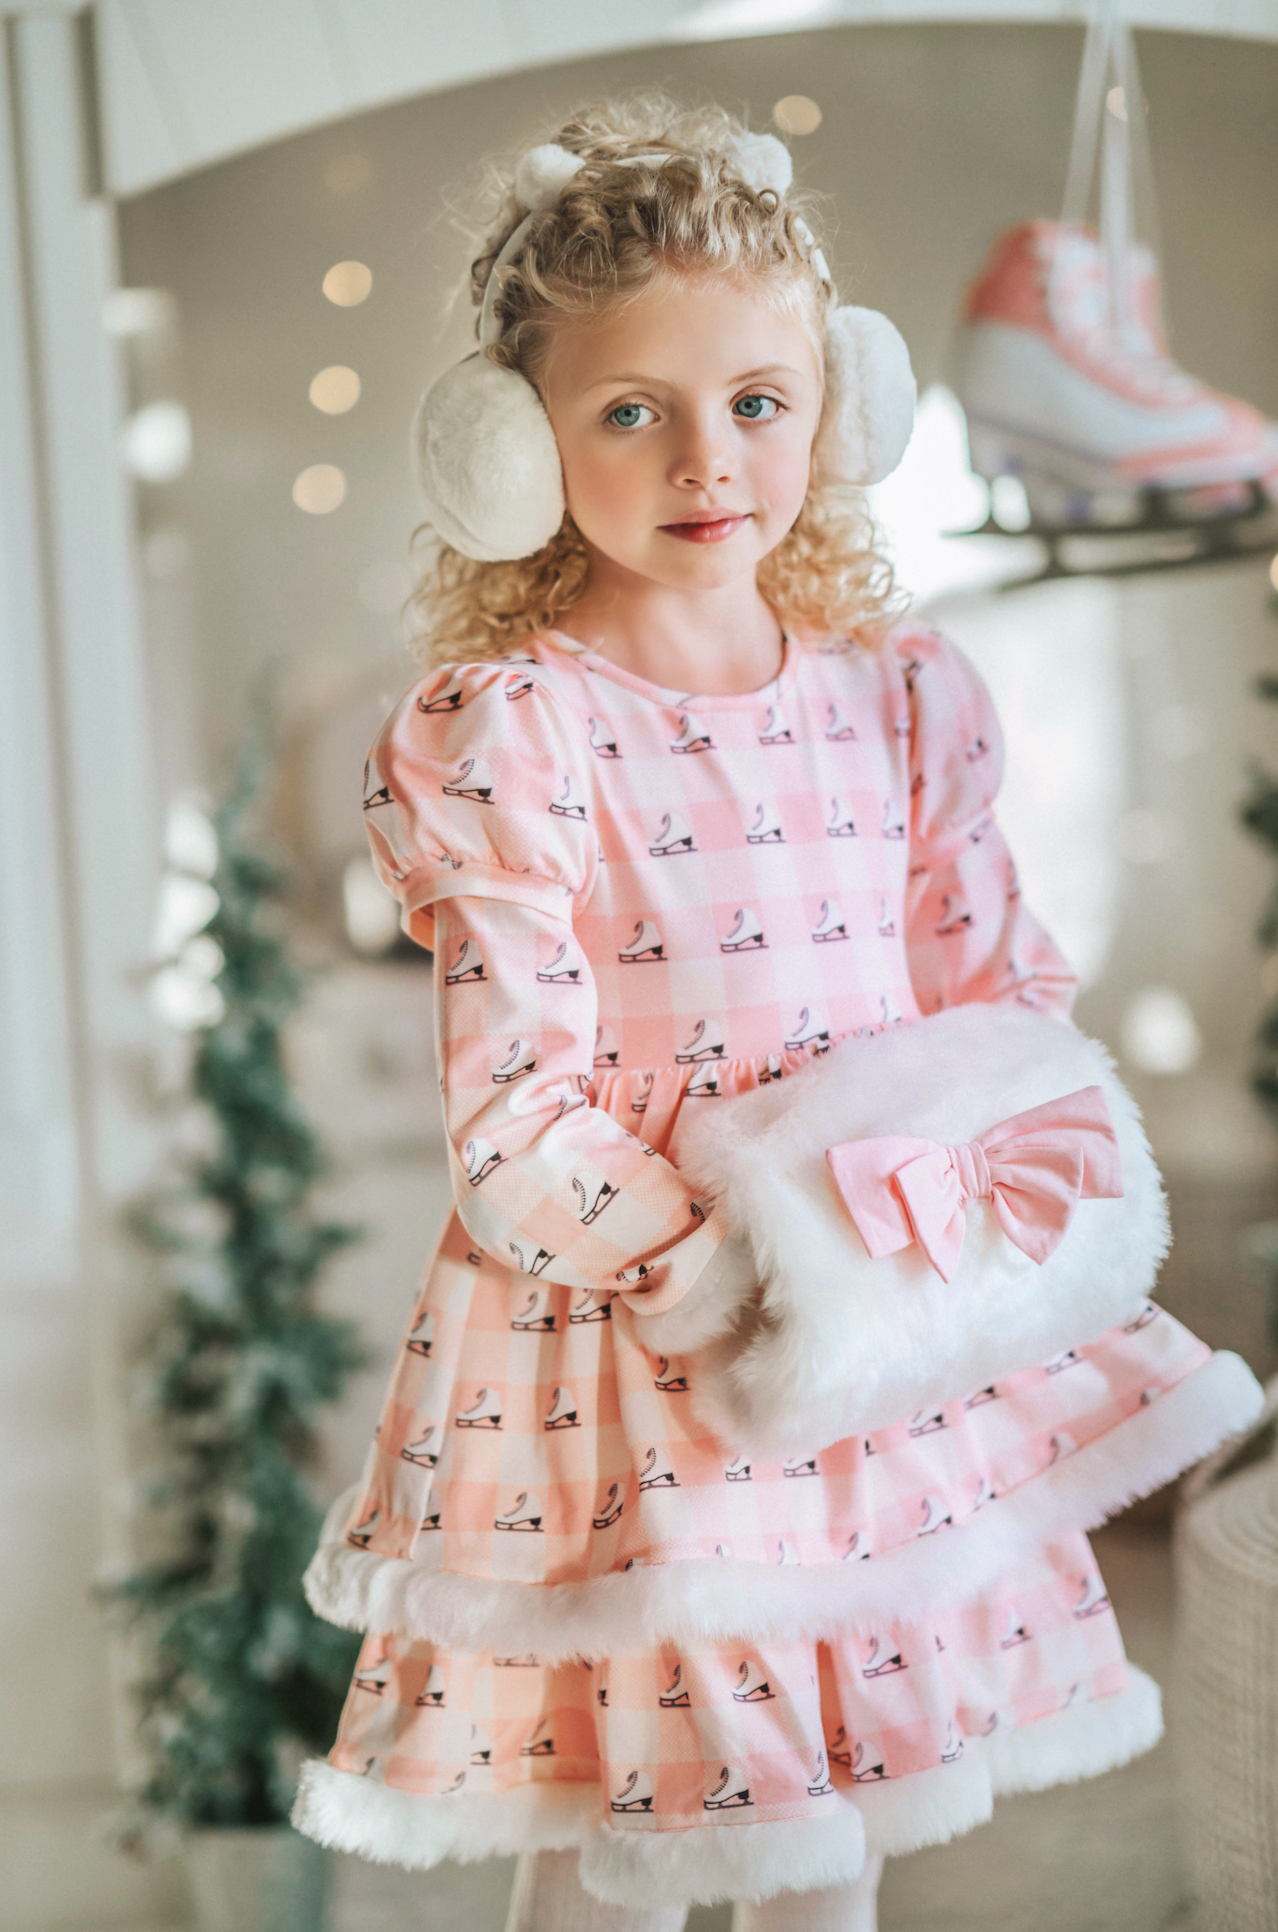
[1240,587,1278,1348]
[108,719,365,1833]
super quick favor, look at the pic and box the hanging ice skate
[953,0,1278,587]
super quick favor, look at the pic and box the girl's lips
[660,514,749,544]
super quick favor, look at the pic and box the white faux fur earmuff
[411,133,917,562]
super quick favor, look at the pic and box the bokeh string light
[322,260,371,306]
[293,463,346,514]
[309,364,361,413]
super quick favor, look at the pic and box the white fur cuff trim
[304,1352,1262,1659]
[291,1760,595,1866]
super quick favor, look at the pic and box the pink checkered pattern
[330,1532,1128,1828]
[335,623,1178,1822]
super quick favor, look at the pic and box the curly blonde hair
[409,89,898,667]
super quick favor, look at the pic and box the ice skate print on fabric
[909,1406,947,1437]
[511,1288,554,1332]
[416,1663,446,1707]
[492,1037,536,1082]
[825,703,857,742]
[594,1025,620,1066]
[941,1722,964,1763]
[1050,1430,1080,1462]
[936,892,973,935]
[649,811,696,857]
[783,1455,819,1478]
[503,668,534,702]
[1046,1350,1083,1375]
[776,1539,801,1565]
[544,1385,579,1430]
[716,1542,733,1558]
[417,675,467,715]
[360,759,416,879]
[660,1663,691,1708]
[469,1724,492,1766]
[827,796,857,838]
[863,1637,906,1678]
[808,1749,834,1796]
[569,1287,611,1324]
[1075,1573,1111,1619]
[881,798,906,840]
[638,1446,680,1491]
[733,1661,775,1703]
[440,1770,466,1794]
[405,1309,435,1357]
[346,1508,381,1549]
[966,735,991,763]
[844,1531,871,1560]
[965,1385,998,1407]
[611,1771,654,1815]
[877,895,896,937]
[573,1174,618,1224]
[1139,1384,1163,1407]
[973,1475,997,1510]
[918,1496,953,1535]
[619,919,665,962]
[588,715,620,758]
[354,1655,392,1694]
[725,1454,752,1483]
[684,1062,722,1098]
[400,1427,440,1468]
[830,1727,852,1768]
[494,1654,540,1668]
[759,1054,783,1084]
[880,992,904,1026]
[537,939,581,984]
[494,1490,543,1532]
[704,1765,753,1811]
[671,712,713,754]
[655,1357,689,1393]
[508,1238,554,1277]
[419,1504,441,1531]
[592,1483,624,1529]
[785,1006,831,1052]
[676,1019,726,1064]
[444,939,485,984]
[463,1138,502,1186]
[456,1388,502,1430]
[746,802,785,844]
[520,1719,556,1758]
[1000,1607,1030,1649]
[549,774,587,820]
[720,908,766,952]
[758,702,793,746]
[442,757,493,803]
[811,898,848,943]
[1124,1303,1159,1332]
[852,1742,889,1783]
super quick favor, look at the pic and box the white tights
[502,1850,884,1932]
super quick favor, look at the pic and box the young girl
[293,94,1261,1930]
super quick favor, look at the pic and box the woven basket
[1174,1376,1278,1932]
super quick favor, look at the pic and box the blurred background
[2,3,1277,1929]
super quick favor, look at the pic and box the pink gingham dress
[325,622,1209,1849]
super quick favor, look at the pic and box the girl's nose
[669,414,734,490]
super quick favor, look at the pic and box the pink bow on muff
[825,1086,1124,1283]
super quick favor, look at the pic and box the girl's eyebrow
[585,362,805,391]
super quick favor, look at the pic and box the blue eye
[608,402,653,429]
[735,395,780,421]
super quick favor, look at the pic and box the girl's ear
[814,307,916,488]
[411,353,566,562]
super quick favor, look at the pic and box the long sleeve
[900,632,1077,1020]
[433,895,722,1310]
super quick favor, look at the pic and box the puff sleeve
[363,662,727,1311]
[900,631,1078,1019]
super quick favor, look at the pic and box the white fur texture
[304,1351,1261,1658]
[412,355,564,561]
[631,1230,758,1357]
[290,1671,1161,1901]
[724,130,793,199]
[674,1004,1170,1457]
[815,306,916,486]
[515,143,586,210]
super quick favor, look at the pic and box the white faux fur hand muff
[672,1004,1169,1458]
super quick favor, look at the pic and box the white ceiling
[97,0,1278,197]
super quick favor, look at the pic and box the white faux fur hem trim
[289,1672,1162,1903]
[579,1803,867,1908]
[290,1760,595,1866]
[305,1350,1262,1657]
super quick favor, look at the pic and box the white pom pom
[412,356,565,562]
[514,144,585,212]
[725,131,793,200]
[816,306,917,487]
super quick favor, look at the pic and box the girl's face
[539,270,824,593]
